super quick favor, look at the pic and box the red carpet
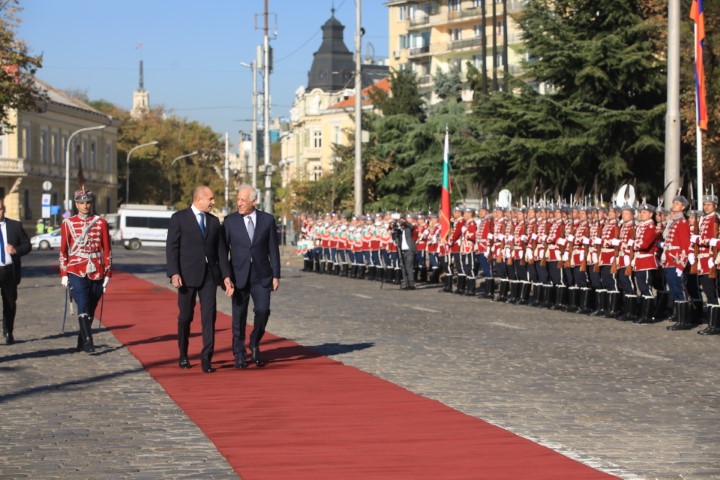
[102,272,618,479]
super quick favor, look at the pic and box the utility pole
[263,0,273,214]
[354,0,363,217]
[664,0,681,207]
[224,132,229,213]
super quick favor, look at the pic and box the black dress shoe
[178,358,191,369]
[4,332,14,345]
[202,364,216,373]
[251,348,267,368]
[234,357,248,369]
[698,326,720,335]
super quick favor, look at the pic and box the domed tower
[307,9,356,92]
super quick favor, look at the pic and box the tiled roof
[34,78,105,116]
[328,77,391,110]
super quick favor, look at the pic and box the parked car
[31,230,61,250]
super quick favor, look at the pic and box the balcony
[507,0,528,15]
[408,45,431,57]
[0,158,27,175]
[408,16,429,27]
[447,7,484,22]
[418,74,432,85]
[448,37,483,51]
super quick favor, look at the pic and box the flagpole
[696,18,702,203]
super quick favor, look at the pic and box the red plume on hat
[73,144,94,203]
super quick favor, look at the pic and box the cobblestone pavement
[3,247,720,479]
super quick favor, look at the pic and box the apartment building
[0,79,119,229]
[385,0,527,102]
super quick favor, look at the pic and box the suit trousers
[177,266,217,365]
[0,266,18,334]
[231,278,271,358]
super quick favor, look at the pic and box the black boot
[668,301,695,330]
[506,281,519,304]
[590,290,607,316]
[550,285,566,310]
[393,269,401,285]
[444,275,454,293]
[617,294,638,321]
[429,268,440,284]
[478,278,494,299]
[635,296,656,324]
[564,287,580,313]
[652,290,671,321]
[376,267,384,282]
[495,280,509,301]
[604,291,622,318]
[367,266,375,280]
[419,268,428,283]
[540,284,555,308]
[519,282,532,305]
[578,288,594,314]
[465,278,477,296]
[455,276,466,295]
[699,305,720,335]
[78,314,95,353]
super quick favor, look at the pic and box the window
[473,54,484,69]
[471,0,482,7]
[91,141,97,170]
[474,24,484,38]
[106,144,112,172]
[52,132,59,164]
[0,134,5,158]
[61,135,67,166]
[399,34,410,50]
[450,28,462,41]
[312,129,322,149]
[40,130,48,163]
[399,5,409,20]
[448,0,461,12]
[24,189,30,220]
[496,53,504,67]
[22,126,30,159]
[311,163,323,181]
[497,19,504,36]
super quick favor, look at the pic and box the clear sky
[16,0,389,147]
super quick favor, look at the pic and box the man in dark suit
[0,199,31,345]
[166,185,233,373]
[224,184,281,368]
[393,213,418,290]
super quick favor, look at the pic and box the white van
[113,204,175,250]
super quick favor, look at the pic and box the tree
[0,1,44,134]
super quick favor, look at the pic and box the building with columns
[0,79,119,230]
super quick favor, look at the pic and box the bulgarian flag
[440,127,451,239]
[691,0,707,130]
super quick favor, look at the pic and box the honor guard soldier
[568,206,590,312]
[426,214,441,284]
[460,207,477,296]
[447,206,465,294]
[696,192,720,334]
[415,215,429,282]
[632,201,659,323]
[474,203,493,298]
[663,194,693,330]
[615,205,637,320]
[546,205,566,308]
[59,189,112,353]
[491,205,508,301]
[507,207,529,304]
[532,204,550,305]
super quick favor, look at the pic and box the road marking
[488,321,524,330]
[412,307,439,313]
[353,294,373,299]
[616,348,671,362]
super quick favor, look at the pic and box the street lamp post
[169,151,199,206]
[126,140,158,204]
[64,125,107,213]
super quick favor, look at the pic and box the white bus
[113,204,175,250]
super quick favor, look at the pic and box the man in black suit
[0,199,31,344]
[224,185,281,368]
[166,186,233,373]
[394,213,418,290]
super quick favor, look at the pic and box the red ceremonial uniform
[632,219,658,271]
[616,221,636,269]
[59,214,112,280]
[661,214,690,270]
[462,219,477,254]
[695,213,718,275]
[570,221,589,267]
[475,216,492,255]
[449,218,465,254]
[546,218,565,262]
[599,219,619,266]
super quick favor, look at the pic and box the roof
[328,77,391,110]
[34,78,107,117]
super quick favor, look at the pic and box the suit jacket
[166,208,230,288]
[4,218,30,285]
[224,210,281,289]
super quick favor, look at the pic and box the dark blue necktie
[198,213,206,237]
[0,224,5,264]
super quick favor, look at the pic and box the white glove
[627,239,635,247]
[567,234,575,242]
[611,239,621,247]
[103,277,110,291]
[557,238,567,246]
[624,255,630,265]
[657,241,664,249]
[508,235,515,242]
[579,251,585,262]
[61,276,68,287]
[562,252,569,262]
[593,237,602,245]
[525,247,533,258]
[531,233,537,241]
[504,248,511,258]
[688,253,696,265]
[520,235,528,242]
[582,237,590,245]
[710,258,715,269]
[498,234,505,241]
[711,238,719,248]
[591,252,598,264]
[676,267,684,277]
[488,233,494,240]
[691,234,699,244]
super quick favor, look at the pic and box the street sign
[42,181,52,192]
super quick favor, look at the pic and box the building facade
[385,0,527,102]
[279,11,389,188]
[0,79,119,230]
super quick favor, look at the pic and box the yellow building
[0,79,119,230]
[385,0,527,102]
[279,11,389,188]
